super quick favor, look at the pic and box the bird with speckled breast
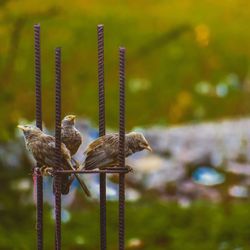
[61,115,82,157]
[18,125,91,196]
[83,132,152,170]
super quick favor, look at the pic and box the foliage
[0,0,249,140]
[2,196,250,249]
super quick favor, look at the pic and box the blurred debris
[228,185,249,198]
[227,161,250,176]
[144,118,250,167]
[127,155,185,191]
[6,117,250,203]
[192,167,225,186]
[10,178,31,191]
[177,180,221,202]
[127,238,144,249]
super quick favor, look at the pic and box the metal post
[118,47,126,250]
[34,23,43,250]
[32,24,128,250]
[97,24,107,250]
[54,47,62,250]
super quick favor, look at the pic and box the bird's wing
[84,136,105,155]
[84,150,112,170]
[61,126,82,156]
[39,135,71,170]
[75,130,82,148]
[84,133,119,169]
[84,133,119,155]
[61,142,72,160]
[29,135,55,165]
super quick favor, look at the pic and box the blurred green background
[1,0,249,139]
[1,0,250,249]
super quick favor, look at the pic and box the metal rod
[97,24,107,250]
[118,47,126,250]
[34,23,43,250]
[55,169,131,174]
[54,47,62,250]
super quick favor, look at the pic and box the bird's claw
[45,168,54,176]
[40,166,54,176]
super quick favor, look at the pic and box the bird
[61,115,82,157]
[61,115,89,193]
[83,132,152,170]
[18,125,91,197]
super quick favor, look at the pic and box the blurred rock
[144,118,250,167]
[177,180,221,202]
[227,161,250,176]
[127,155,185,191]
[228,185,249,198]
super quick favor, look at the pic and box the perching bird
[18,125,91,196]
[83,132,152,170]
[61,115,82,156]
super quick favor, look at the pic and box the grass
[1,197,250,250]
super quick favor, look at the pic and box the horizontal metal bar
[55,169,131,174]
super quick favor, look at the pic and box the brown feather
[83,132,151,170]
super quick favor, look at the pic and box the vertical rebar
[97,24,107,250]
[34,23,43,250]
[54,47,62,250]
[118,47,126,250]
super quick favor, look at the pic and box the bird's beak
[17,125,26,131]
[145,145,152,152]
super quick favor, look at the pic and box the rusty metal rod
[54,47,62,250]
[97,24,107,250]
[118,47,126,250]
[55,169,131,174]
[34,23,43,250]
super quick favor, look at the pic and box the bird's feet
[40,166,54,176]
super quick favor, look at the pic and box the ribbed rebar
[34,24,42,130]
[54,47,62,250]
[98,25,105,135]
[118,47,126,250]
[55,168,131,174]
[97,24,107,250]
[34,23,43,250]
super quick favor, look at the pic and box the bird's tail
[73,174,91,197]
[66,159,91,197]
[78,162,86,170]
